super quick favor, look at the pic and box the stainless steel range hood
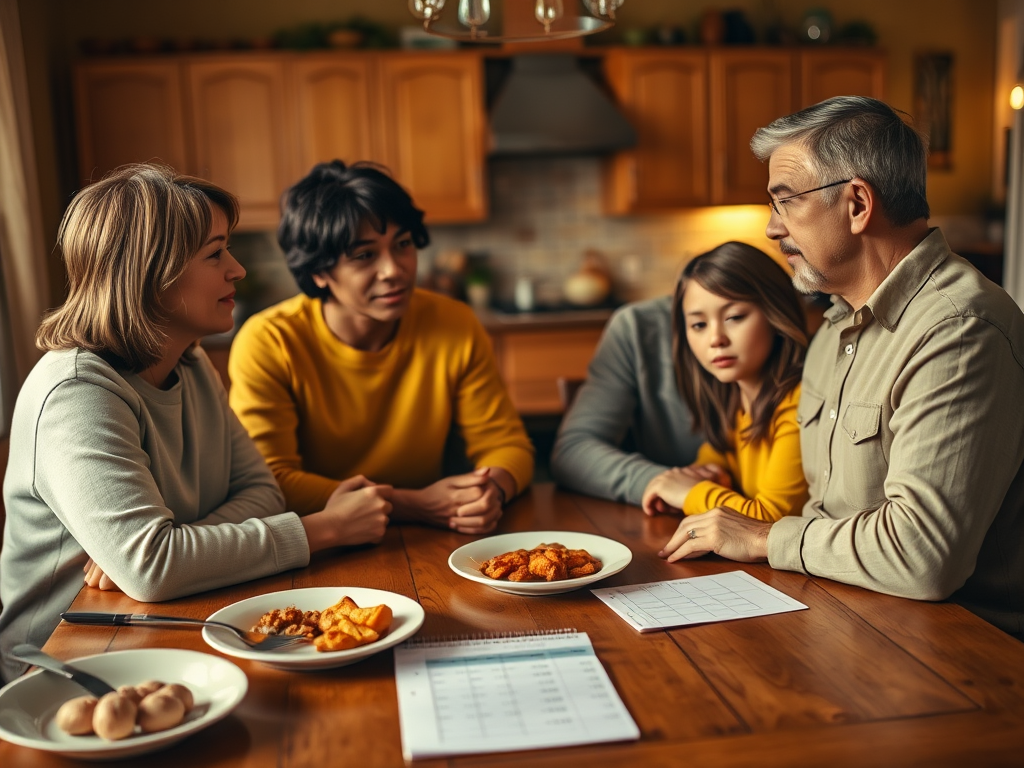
[489,54,637,156]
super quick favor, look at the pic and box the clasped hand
[408,467,507,535]
[321,474,393,546]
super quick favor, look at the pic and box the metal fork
[60,611,310,650]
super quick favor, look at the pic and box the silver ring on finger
[688,528,697,540]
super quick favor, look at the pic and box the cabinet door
[289,54,381,179]
[74,60,189,186]
[187,56,293,230]
[799,50,885,107]
[376,53,487,223]
[603,50,709,214]
[709,50,795,205]
[495,328,604,415]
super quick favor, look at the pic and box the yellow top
[228,289,534,514]
[682,385,807,522]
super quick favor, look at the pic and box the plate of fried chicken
[448,531,632,595]
[202,587,424,670]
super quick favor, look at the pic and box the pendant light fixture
[408,0,626,43]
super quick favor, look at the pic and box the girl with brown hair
[640,241,809,561]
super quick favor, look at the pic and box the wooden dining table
[3,483,1024,767]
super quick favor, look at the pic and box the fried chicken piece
[480,543,602,582]
[506,564,533,581]
[528,548,568,582]
[480,549,530,579]
[313,616,379,652]
[348,604,393,635]
[564,549,602,577]
[318,596,359,633]
[568,562,598,578]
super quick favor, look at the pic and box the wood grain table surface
[3,483,1023,767]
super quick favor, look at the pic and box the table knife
[10,644,116,698]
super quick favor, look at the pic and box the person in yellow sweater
[640,242,809,561]
[229,160,534,536]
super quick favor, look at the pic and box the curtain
[0,0,50,425]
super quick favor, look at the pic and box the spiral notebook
[393,630,639,760]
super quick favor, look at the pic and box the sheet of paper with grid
[591,570,808,632]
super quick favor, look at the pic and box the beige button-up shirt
[768,229,1024,636]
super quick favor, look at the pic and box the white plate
[448,531,633,595]
[0,648,246,760]
[202,587,425,670]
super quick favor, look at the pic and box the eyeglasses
[768,179,852,217]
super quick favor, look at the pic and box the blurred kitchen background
[5,0,1024,478]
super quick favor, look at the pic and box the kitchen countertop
[200,306,616,352]
[474,306,615,332]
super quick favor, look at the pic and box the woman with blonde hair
[0,163,391,683]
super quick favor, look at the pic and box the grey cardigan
[551,296,703,505]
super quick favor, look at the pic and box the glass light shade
[534,1,563,33]
[458,0,490,39]
[1012,85,1024,111]
[459,0,491,29]
[583,0,624,19]
[415,0,616,43]
[408,0,447,23]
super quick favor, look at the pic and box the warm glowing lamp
[1012,84,1024,110]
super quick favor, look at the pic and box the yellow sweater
[682,385,807,522]
[228,290,534,514]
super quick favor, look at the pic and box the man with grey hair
[659,96,1024,639]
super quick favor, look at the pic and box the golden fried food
[253,596,393,653]
[348,603,393,634]
[313,616,379,652]
[318,595,359,633]
[480,549,529,579]
[480,543,601,582]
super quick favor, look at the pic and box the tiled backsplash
[429,157,778,304]
[230,156,991,316]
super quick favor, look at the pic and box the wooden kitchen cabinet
[709,49,795,205]
[187,56,294,230]
[603,50,709,214]
[603,47,886,212]
[490,326,604,415]
[73,59,190,186]
[377,54,488,223]
[75,50,488,229]
[289,54,381,175]
[289,52,488,224]
[799,49,885,108]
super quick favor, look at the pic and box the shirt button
[845,344,854,355]
[824,469,830,479]
[829,409,836,420]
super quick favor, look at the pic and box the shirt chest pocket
[838,401,887,510]
[796,390,825,428]
[842,402,881,444]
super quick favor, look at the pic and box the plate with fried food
[201,587,425,670]
[448,531,632,595]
